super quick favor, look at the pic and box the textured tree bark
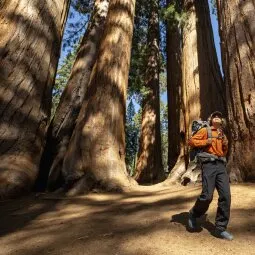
[216,0,255,182]
[166,0,183,171]
[62,0,138,193]
[134,0,165,184]
[0,0,70,198]
[166,0,199,183]
[36,0,109,192]
[195,0,226,118]
[166,0,225,183]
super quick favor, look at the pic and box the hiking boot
[215,230,234,241]
[188,211,197,230]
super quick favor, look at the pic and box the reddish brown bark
[134,0,165,184]
[166,0,225,183]
[36,0,109,191]
[217,0,255,181]
[62,0,137,194]
[166,0,183,171]
[0,0,70,198]
[195,0,226,118]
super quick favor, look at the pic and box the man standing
[188,111,233,241]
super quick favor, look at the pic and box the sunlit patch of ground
[0,184,254,255]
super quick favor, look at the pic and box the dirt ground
[0,183,254,255]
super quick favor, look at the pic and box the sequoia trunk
[36,0,109,191]
[195,0,226,118]
[166,0,225,183]
[134,0,165,184]
[0,0,70,198]
[216,0,255,181]
[62,0,137,193]
[166,0,183,171]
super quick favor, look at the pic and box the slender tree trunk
[62,0,137,194]
[36,0,109,192]
[166,0,183,171]
[216,0,255,182]
[134,0,165,184]
[166,0,225,183]
[0,0,70,198]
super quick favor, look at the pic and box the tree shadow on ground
[0,185,255,255]
[0,186,196,238]
[0,196,58,237]
[0,188,199,255]
[170,212,215,236]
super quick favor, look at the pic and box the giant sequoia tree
[0,0,70,198]
[36,0,109,191]
[61,0,137,193]
[134,0,165,183]
[167,0,225,183]
[216,0,255,182]
[165,0,183,171]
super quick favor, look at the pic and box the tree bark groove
[36,0,109,192]
[217,0,255,182]
[134,0,165,184]
[0,0,70,198]
[166,0,225,184]
[62,0,138,194]
[166,0,183,171]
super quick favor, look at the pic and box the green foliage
[128,0,148,103]
[128,0,168,105]
[62,0,92,52]
[210,0,217,16]
[160,71,167,94]
[71,0,93,14]
[125,100,141,176]
[128,42,148,103]
[161,2,187,29]
[160,100,168,171]
[52,43,79,117]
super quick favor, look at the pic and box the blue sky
[209,2,222,73]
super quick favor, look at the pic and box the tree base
[0,170,33,199]
[167,157,186,183]
[180,161,202,185]
[63,172,138,196]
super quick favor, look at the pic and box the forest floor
[0,183,254,255]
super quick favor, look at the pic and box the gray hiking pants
[190,160,231,231]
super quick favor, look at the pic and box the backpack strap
[206,126,212,143]
[206,126,221,142]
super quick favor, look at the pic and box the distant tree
[128,0,148,102]
[62,0,92,50]
[134,0,165,184]
[163,0,183,171]
[160,101,168,172]
[125,100,139,175]
[52,43,79,116]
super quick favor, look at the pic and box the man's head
[208,111,223,128]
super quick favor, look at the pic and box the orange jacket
[188,127,228,157]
